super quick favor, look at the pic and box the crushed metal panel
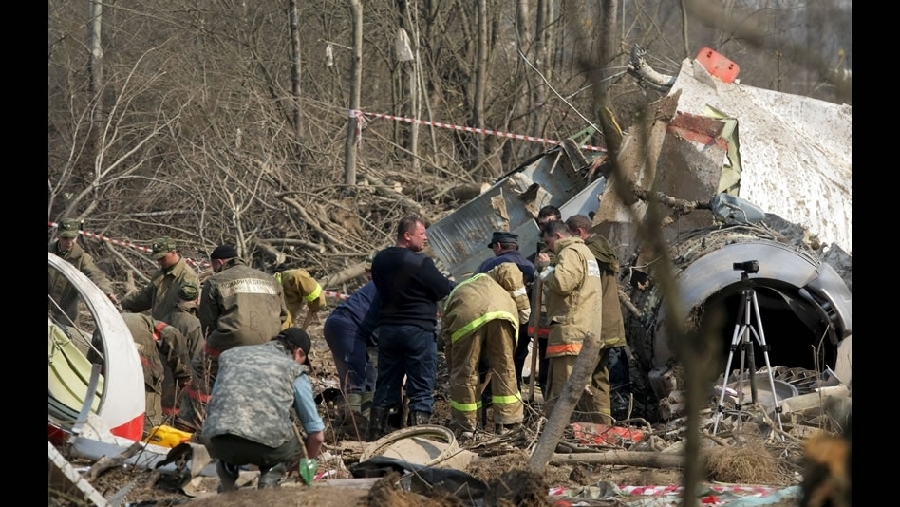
[668,59,852,254]
[428,144,591,279]
[654,112,730,233]
[559,177,607,221]
[592,92,679,252]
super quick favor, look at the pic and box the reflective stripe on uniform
[305,284,323,302]
[546,343,582,355]
[446,272,489,302]
[450,310,516,344]
[450,399,482,412]
[492,393,523,405]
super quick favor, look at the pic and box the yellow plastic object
[144,424,193,448]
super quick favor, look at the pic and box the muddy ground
[49,320,807,507]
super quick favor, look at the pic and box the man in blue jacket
[323,253,380,432]
[367,215,455,440]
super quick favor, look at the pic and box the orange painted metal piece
[569,422,646,445]
[696,47,740,83]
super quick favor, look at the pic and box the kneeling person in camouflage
[201,328,325,491]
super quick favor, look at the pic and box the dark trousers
[324,314,376,394]
[513,325,530,390]
[207,433,301,470]
[373,325,437,414]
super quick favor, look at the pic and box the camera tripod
[712,263,784,436]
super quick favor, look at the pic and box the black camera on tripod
[732,260,759,273]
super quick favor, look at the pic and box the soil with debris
[49,321,814,507]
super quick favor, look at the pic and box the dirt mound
[484,469,552,507]
[362,471,463,507]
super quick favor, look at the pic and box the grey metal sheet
[427,145,591,280]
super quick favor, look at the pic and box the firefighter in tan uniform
[566,215,627,421]
[273,266,328,329]
[175,244,289,433]
[89,312,191,434]
[441,262,531,438]
[537,220,604,420]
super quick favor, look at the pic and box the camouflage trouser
[544,348,613,423]
[448,320,523,432]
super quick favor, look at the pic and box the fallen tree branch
[265,237,327,254]
[321,263,369,290]
[103,241,151,286]
[276,194,355,251]
[251,239,287,266]
[631,186,711,215]
[627,45,677,92]
[87,441,144,481]
[550,450,684,469]
[528,332,602,475]
[360,172,426,217]
[618,288,643,318]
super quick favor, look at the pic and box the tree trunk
[528,332,602,475]
[289,0,304,148]
[527,0,547,160]
[551,451,684,469]
[474,0,487,174]
[88,0,103,190]
[344,0,363,187]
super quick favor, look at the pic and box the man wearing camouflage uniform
[537,220,603,419]
[121,236,200,320]
[48,217,118,325]
[176,244,288,432]
[89,312,191,433]
[566,215,628,422]
[273,265,328,329]
[202,328,324,491]
[159,281,204,417]
[441,262,531,439]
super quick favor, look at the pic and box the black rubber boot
[257,462,287,489]
[367,406,388,441]
[410,410,431,426]
[216,461,240,493]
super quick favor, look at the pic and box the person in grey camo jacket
[201,328,324,491]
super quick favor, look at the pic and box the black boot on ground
[216,461,240,493]
[257,462,287,489]
[367,406,388,441]
[410,410,431,426]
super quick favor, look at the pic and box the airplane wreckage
[48,49,851,502]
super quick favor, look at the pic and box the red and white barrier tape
[351,109,607,153]
[49,220,211,271]
[324,290,350,301]
[48,221,356,300]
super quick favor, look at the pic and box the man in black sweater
[367,215,455,440]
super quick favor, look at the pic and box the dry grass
[703,438,780,484]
